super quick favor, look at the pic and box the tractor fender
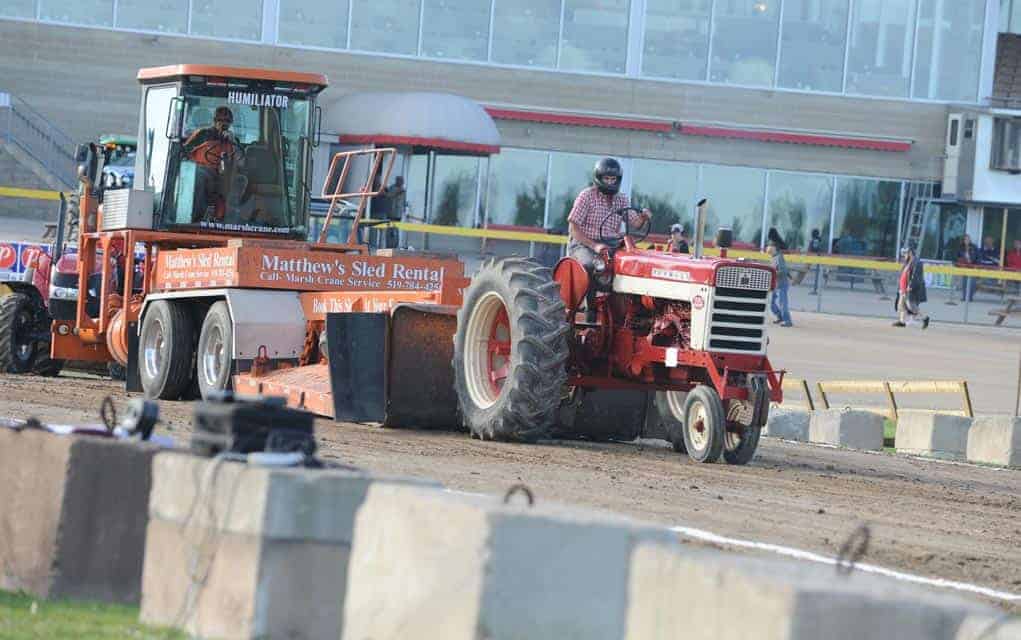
[553,257,589,311]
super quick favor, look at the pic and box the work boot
[892,321,906,327]
[585,308,598,324]
[922,317,930,330]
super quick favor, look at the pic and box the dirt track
[1,371,1019,612]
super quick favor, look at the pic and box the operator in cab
[567,157,651,321]
[182,106,238,222]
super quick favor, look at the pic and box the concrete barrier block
[139,452,435,640]
[625,541,1001,640]
[764,406,811,441]
[341,483,674,640]
[966,416,1021,467]
[809,409,885,450]
[895,412,971,460]
[0,428,157,603]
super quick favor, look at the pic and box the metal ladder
[901,181,935,256]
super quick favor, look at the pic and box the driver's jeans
[192,164,219,222]
[568,241,600,313]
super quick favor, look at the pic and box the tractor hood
[613,249,775,289]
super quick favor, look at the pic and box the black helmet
[593,157,622,195]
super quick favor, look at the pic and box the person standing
[955,234,979,301]
[893,245,930,329]
[766,242,792,327]
[808,228,823,295]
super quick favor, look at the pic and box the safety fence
[4,194,1021,327]
[813,379,974,421]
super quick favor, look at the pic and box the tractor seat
[242,145,283,197]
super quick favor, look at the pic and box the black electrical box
[191,393,316,457]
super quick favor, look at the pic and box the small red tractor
[52,63,782,465]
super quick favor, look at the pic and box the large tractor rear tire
[655,391,689,454]
[453,258,569,442]
[0,292,37,374]
[681,385,725,463]
[197,301,233,399]
[139,300,195,400]
[32,351,64,377]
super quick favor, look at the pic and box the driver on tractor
[567,157,651,321]
[182,105,238,222]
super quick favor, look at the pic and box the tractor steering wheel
[597,206,651,249]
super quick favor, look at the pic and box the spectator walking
[955,234,979,302]
[893,245,930,329]
[808,228,823,295]
[667,223,689,253]
[766,242,793,327]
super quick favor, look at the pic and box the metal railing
[0,90,76,189]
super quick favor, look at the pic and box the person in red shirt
[1006,239,1021,270]
[182,106,238,222]
[567,157,651,321]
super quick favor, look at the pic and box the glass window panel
[191,0,262,40]
[709,0,780,87]
[767,172,833,252]
[777,0,849,92]
[920,202,967,260]
[350,0,420,55]
[832,178,901,258]
[630,159,698,234]
[0,0,36,18]
[1014,1,1021,33]
[980,207,1006,263]
[422,0,490,61]
[641,0,711,81]
[700,165,765,247]
[486,149,549,228]
[117,0,188,33]
[491,0,560,67]
[560,0,630,74]
[431,155,480,227]
[40,0,112,25]
[547,152,603,232]
[405,153,430,222]
[846,0,916,97]
[913,0,983,102]
[279,0,349,48]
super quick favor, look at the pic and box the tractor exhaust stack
[694,198,708,259]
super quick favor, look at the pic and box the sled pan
[326,305,459,429]
[555,388,650,442]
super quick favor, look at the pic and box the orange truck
[58,64,783,465]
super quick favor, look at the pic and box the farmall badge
[692,295,705,310]
[652,268,690,282]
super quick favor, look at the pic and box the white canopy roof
[324,91,501,155]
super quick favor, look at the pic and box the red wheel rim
[486,306,511,396]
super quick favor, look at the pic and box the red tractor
[450,200,783,464]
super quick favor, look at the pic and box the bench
[989,296,1021,326]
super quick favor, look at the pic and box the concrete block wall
[967,416,1021,467]
[895,411,972,461]
[139,453,438,640]
[809,409,886,450]
[764,406,811,441]
[0,428,157,603]
[343,482,1007,640]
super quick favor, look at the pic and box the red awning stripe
[485,107,911,153]
[337,134,499,155]
[485,107,673,133]
[678,124,912,152]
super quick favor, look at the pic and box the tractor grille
[709,278,769,354]
[716,266,772,292]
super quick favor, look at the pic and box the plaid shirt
[567,186,633,242]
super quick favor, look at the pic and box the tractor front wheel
[682,385,725,463]
[0,292,39,374]
[655,391,689,453]
[139,300,194,400]
[453,258,569,442]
